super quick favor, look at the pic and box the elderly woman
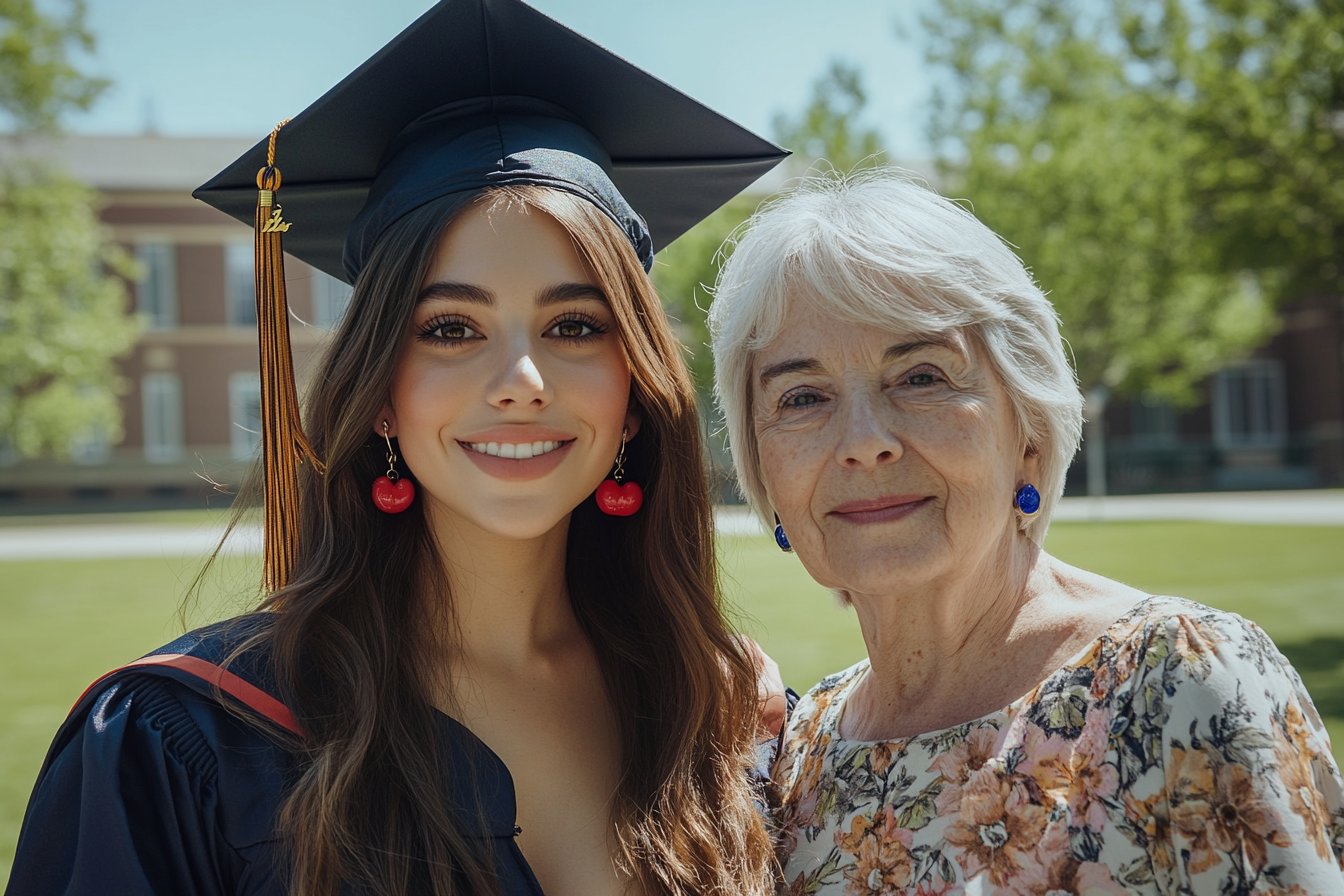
[710,169,1344,895]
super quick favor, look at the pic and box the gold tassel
[254,120,324,591]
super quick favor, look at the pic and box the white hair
[708,168,1083,543]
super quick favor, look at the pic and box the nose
[833,390,903,469]
[486,338,551,409]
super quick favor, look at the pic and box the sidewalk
[0,491,1339,560]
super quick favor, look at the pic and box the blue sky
[69,0,936,159]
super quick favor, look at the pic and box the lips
[828,494,932,524]
[465,440,563,460]
[455,427,576,481]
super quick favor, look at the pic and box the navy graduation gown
[5,616,546,896]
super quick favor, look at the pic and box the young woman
[5,2,789,894]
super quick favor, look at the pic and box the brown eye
[555,320,588,338]
[437,322,472,340]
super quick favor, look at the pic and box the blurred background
[2,0,1342,884]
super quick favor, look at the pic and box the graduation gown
[5,615,546,896]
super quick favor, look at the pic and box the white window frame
[1211,359,1288,451]
[135,240,177,329]
[228,372,263,461]
[141,372,184,463]
[311,269,354,329]
[225,242,257,327]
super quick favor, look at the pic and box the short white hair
[708,168,1083,543]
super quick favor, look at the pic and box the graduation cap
[194,0,787,281]
[193,0,787,589]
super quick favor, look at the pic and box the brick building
[0,135,351,511]
[0,135,1340,509]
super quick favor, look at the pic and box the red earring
[596,427,642,516]
[372,420,415,513]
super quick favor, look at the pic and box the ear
[623,397,642,441]
[1017,443,1042,490]
[374,405,398,439]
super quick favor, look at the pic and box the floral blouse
[771,597,1344,895]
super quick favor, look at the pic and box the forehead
[753,295,969,368]
[425,202,594,287]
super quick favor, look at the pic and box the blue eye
[781,391,823,409]
[903,365,943,387]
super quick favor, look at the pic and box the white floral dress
[772,597,1344,895]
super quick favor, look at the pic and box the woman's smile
[457,426,577,480]
[828,494,933,525]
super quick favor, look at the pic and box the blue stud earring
[773,514,793,552]
[1014,483,1041,517]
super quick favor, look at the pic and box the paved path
[0,491,1339,560]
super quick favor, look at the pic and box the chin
[827,542,946,594]
[429,492,577,541]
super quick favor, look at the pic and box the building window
[141,372,184,463]
[312,269,354,329]
[135,241,177,329]
[226,242,257,327]
[1130,394,1180,450]
[1212,360,1287,451]
[228,372,262,460]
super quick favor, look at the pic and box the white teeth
[467,440,562,459]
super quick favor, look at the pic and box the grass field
[3,519,1343,885]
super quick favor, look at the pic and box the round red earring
[372,420,415,513]
[596,427,642,516]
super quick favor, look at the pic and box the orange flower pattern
[772,598,1344,895]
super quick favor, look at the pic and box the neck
[844,524,1045,733]
[422,502,580,673]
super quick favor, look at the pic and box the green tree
[772,60,885,172]
[0,0,137,460]
[0,0,105,131]
[923,0,1278,494]
[653,61,889,401]
[1116,0,1344,303]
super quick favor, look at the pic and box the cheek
[389,354,460,424]
[564,350,632,431]
[755,428,824,513]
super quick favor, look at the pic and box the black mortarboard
[193,0,787,282]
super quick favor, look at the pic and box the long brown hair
[225,185,773,895]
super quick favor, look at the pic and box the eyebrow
[758,358,825,387]
[757,336,961,387]
[415,281,607,307]
[884,336,960,361]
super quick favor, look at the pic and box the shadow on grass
[1278,637,1344,719]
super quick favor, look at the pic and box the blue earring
[773,514,793,552]
[1014,483,1041,516]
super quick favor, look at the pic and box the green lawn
[2,520,1342,885]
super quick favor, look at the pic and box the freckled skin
[753,299,1030,599]
[752,297,1143,740]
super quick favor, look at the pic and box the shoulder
[1103,595,1293,684]
[1091,596,1334,756]
[55,613,292,781]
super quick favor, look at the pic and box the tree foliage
[653,62,889,402]
[0,0,105,132]
[772,60,886,173]
[922,0,1295,404]
[0,161,139,458]
[0,0,137,460]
